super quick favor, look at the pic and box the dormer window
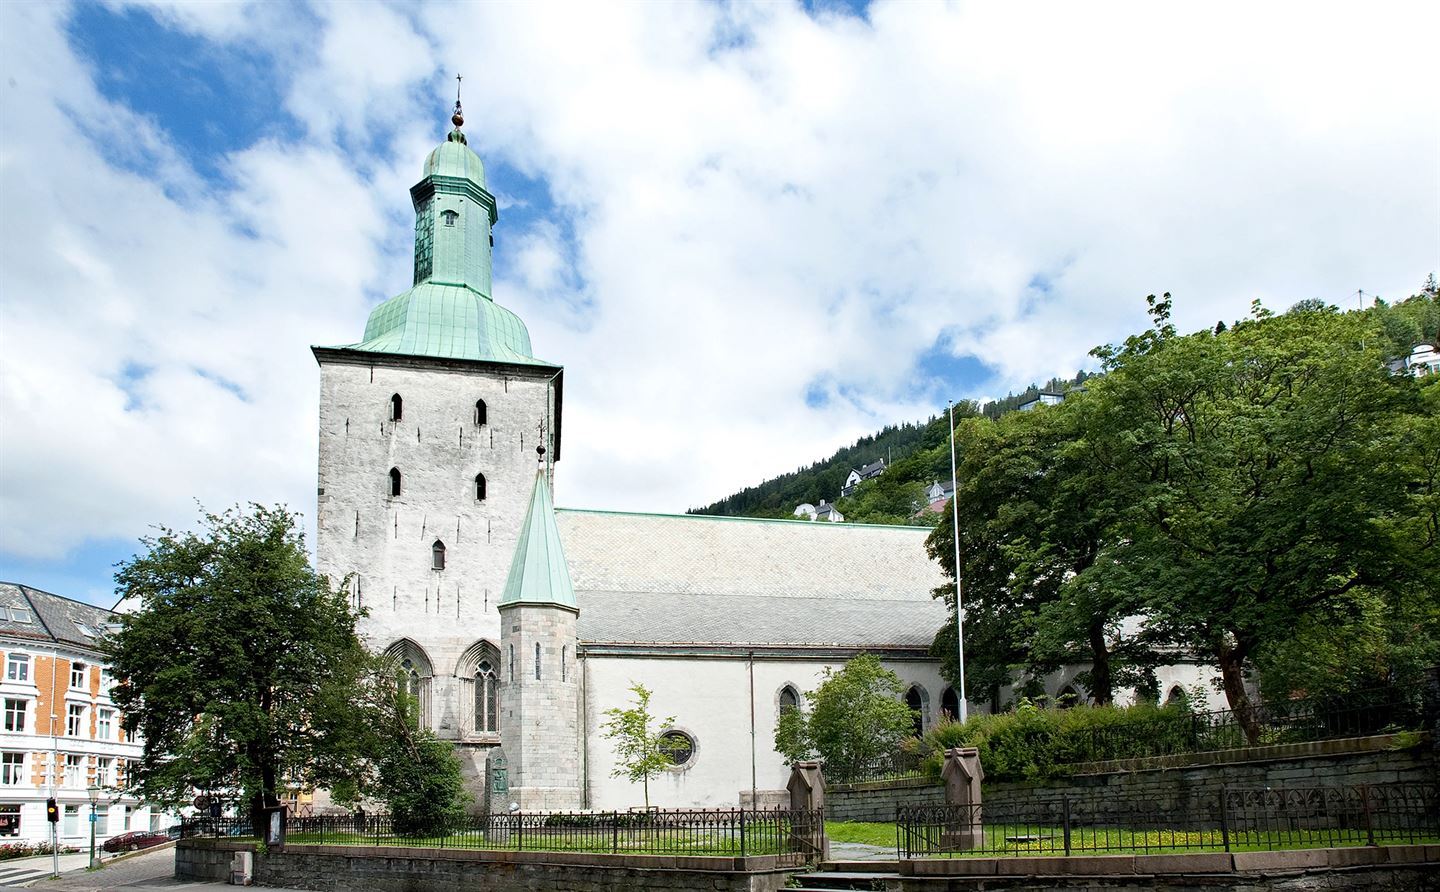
[475,473,487,501]
[389,468,402,497]
[474,399,487,426]
[441,209,459,227]
[389,394,403,422]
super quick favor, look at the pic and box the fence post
[739,808,747,858]
[1062,795,1072,856]
[1361,784,1376,847]
[612,811,618,854]
[1219,785,1230,853]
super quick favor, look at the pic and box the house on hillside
[792,503,817,520]
[814,500,845,522]
[1017,390,1064,411]
[840,459,887,497]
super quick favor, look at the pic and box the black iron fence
[830,748,927,785]
[897,782,1439,858]
[181,807,825,861]
[1070,685,1431,763]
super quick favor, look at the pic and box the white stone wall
[580,653,947,810]
[315,355,558,741]
[498,604,581,811]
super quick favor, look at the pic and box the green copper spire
[332,90,555,367]
[500,469,578,611]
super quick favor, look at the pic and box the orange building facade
[0,582,163,845]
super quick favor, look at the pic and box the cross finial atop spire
[451,73,465,129]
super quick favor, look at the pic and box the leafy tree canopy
[774,654,917,783]
[106,505,391,833]
[600,683,684,808]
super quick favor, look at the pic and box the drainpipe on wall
[748,651,756,807]
[579,650,589,809]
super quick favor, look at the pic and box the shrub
[0,841,78,861]
[914,699,1199,782]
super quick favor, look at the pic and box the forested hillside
[689,374,1089,524]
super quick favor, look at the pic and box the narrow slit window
[561,645,567,682]
[475,473,487,501]
[534,642,541,680]
[432,540,446,571]
[389,394,403,422]
[474,399,487,426]
[389,468,402,497]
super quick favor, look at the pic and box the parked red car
[102,831,169,853]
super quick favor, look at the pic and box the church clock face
[413,198,434,284]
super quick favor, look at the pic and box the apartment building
[0,582,162,846]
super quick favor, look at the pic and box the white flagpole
[947,401,968,723]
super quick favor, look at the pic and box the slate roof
[554,511,947,649]
[859,459,886,478]
[0,581,117,649]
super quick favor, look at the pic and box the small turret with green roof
[334,92,554,367]
[500,464,577,611]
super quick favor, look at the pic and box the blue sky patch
[0,537,137,608]
[914,335,996,403]
[65,4,303,184]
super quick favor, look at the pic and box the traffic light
[45,798,58,823]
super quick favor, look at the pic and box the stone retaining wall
[826,733,1435,823]
[176,839,802,892]
[897,844,1439,890]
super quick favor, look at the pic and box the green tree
[366,658,468,833]
[772,654,917,783]
[106,505,377,837]
[600,683,682,808]
[1085,302,1436,741]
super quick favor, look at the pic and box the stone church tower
[494,469,581,811]
[312,97,570,794]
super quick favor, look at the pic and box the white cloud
[1,0,1436,566]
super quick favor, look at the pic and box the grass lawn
[281,826,801,856]
[828,821,1440,857]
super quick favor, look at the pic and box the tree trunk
[1217,642,1261,745]
[1087,619,1113,706]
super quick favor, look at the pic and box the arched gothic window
[1165,685,1187,707]
[398,658,422,726]
[941,687,960,721]
[905,685,925,736]
[1057,685,1081,709]
[431,540,446,571]
[474,399,487,426]
[779,685,800,715]
[384,640,432,728]
[475,659,498,733]
[475,473,487,501]
[389,394,403,422]
[389,468,402,497]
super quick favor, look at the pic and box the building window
[441,209,458,227]
[1165,685,1187,707]
[508,645,514,681]
[63,755,83,789]
[2,700,23,733]
[475,473,487,501]
[1057,685,1081,709]
[96,757,114,787]
[534,642,541,680]
[63,804,79,836]
[4,654,27,683]
[941,687,960,720]
[389,467,402,497]
[70,662,87,689]
[100,667,113,689]
[0,804,18,837]
[389,394,403,422]
[779,685,800,715]
[475,660,497,734]
[97,708,114,741]
[431,540,446,571]
[0,754,22,786]
[905,686,925,736]
[66,704,85,737]
[561,645,567,682]
[661,730,695,767]
[474,399,487,426]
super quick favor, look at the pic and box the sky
[1,0,1436,607]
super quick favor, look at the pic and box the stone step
[795,869,902,890]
